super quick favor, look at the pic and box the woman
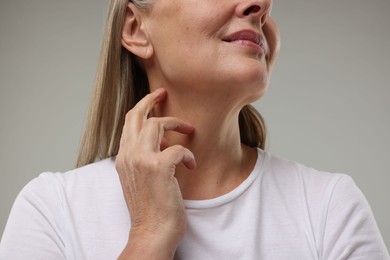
[0,0,388,259]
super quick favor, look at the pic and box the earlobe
[121,3,154,59]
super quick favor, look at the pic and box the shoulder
[260,150,345,198]
[261,151,370,215]
[16,157,119,210]
[258,150,389,258]
[260,150,365,220]
[58,157,118,191]
[0,159,121,259]
[26,157,117,188]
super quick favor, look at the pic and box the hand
[115,88,196,259]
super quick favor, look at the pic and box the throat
[175,145,258,200]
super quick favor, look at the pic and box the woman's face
[142,0,280,104]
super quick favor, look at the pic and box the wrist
[118,228,179,260]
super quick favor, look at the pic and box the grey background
[1,0,389,250]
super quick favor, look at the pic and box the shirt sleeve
[321,174,389,260]
[0,173,66,260]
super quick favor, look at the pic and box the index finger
[121,88,167,144]
[132,88,167,121]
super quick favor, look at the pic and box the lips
[222,30,266,53]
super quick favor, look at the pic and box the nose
[236,0,271,25]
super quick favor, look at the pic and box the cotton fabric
[1,149,388,259]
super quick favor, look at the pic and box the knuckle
[144,117,162,131]
[115,155,126,173]
[149,158,163,171]
[132,155,163,173]
[146,117,159,125]
[173,145,186,154]
[125,109,135,121]
[131,156,144,169]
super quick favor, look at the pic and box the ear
[121,3,153,59]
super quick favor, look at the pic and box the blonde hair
[76,0,267,167]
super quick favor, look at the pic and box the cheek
[146,1,271,93]
[149,22,222,83]
[263,16,281,68]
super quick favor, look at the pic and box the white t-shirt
[0,149,388,259]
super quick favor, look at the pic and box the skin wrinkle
[143,0,270,97]
[127,0,277,198]
[116,1,280,257]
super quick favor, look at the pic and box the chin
[238,71,270,104]
[226,57,269,84]
[243,82,268,105]
[229,66,269,91]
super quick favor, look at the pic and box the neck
[151,88,258,200]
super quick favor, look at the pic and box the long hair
[76,0,267,167]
